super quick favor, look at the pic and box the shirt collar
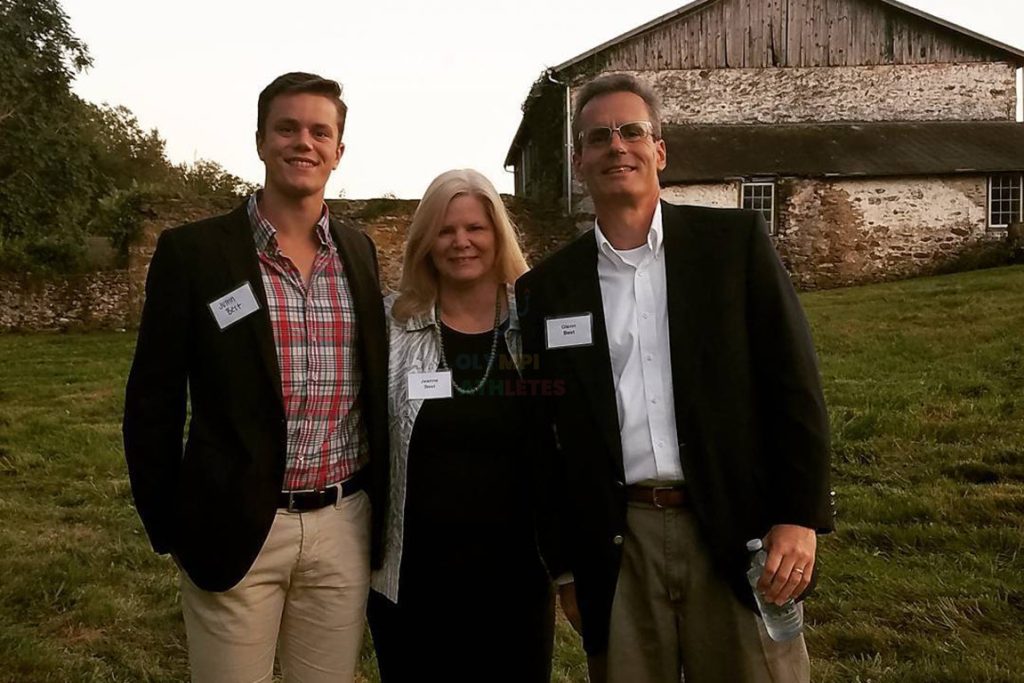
[246,191,333,255]
[593,201,664,262]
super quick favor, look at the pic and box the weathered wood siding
[573,0,1007,73]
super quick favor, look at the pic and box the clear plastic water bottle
[746,538,804,642]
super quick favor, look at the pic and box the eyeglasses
[578,121,657,147]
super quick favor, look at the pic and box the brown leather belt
[626,485,687,508]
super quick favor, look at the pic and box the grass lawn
[1,266,1023,682]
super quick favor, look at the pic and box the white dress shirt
[595,203,684,484]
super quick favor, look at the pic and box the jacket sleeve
[744,212,833,533]
[122,229,190,554]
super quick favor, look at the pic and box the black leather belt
[278,471,366,512]
[626,484,687,508]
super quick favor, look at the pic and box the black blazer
[516,201,833,654]
[123,202,389,592]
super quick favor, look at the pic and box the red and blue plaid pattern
[247,194,367,491]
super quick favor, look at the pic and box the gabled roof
[550,0,1024,75]
[659,121,1024,182]
[506,0,1024,167]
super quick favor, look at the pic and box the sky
[62,0,1024,200]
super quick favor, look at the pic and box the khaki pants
[588,502,810,683]
[180,491,371,683]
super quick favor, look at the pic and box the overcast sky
[63,0,1024,200]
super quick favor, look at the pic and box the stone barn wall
[661,175,996,289]
[566,62,1017,206]
[622,63,1018,124]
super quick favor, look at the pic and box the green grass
[2,266,1023,681]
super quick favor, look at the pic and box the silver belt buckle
[651,486,673,509]
[285,488,314,512]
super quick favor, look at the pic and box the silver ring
[794,567,805,574]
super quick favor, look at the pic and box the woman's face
[430,194,498,289]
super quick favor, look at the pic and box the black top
[401,321,545,587]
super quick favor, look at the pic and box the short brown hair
[571,73,662,150]
[257,72,348,140]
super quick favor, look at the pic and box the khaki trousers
[588,502,810,683]
[180,490,371,683]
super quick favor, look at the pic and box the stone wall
[1,178,1004,330]
[577,63,1018,125]
[661,183,741,208]
[662,175,999,289]
[0,196,581,331]
[0,271,130,331]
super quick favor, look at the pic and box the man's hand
[758,524,816,605]
[558,582,583,635]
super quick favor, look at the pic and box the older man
[516,73,833,683]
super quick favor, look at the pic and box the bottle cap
[746,538,763,552]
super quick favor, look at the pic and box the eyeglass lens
[582,122,652,146]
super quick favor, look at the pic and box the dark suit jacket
[122,202,389,592]
[515,201,833,654]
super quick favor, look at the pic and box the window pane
[988,174,1022,227]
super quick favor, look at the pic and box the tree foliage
[0,0,256,272]
[0,0,96,270]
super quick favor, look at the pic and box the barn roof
[659,120,1024,182]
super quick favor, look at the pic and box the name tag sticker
[208,282,261,330]
[545,313,594,350]
[407,371,453,400]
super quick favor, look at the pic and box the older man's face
[573,91,666,206]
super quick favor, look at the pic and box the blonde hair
[392,169,529,322]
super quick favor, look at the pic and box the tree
[175,159,258,199]
[0,0,96,270]
[83,102,176,193]
[0,0,259,272]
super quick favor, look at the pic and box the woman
[368,169,555,682]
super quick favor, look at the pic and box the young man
[123,72,388,683]
[516,73,833,683]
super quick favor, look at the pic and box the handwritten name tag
[545,313,594,350]
[208,282,260,330]
[407,371,453,400]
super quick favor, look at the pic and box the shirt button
[658,440,665,448]
[612,534,624,546]
[651,398,658,405]
[645,354,653,362]
[642,312,650,320]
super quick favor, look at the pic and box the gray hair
[571,73,663,149]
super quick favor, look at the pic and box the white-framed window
[988,174,1023,229]
[741,181,776,235]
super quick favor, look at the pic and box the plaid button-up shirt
[247,193,367,491]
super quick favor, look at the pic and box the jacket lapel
[217,203,284,409]
[553,235,626,478]
[328,217,377,354]
[661,201,701,419]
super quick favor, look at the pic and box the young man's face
[573,91,666,206]
[256,93,343,199]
